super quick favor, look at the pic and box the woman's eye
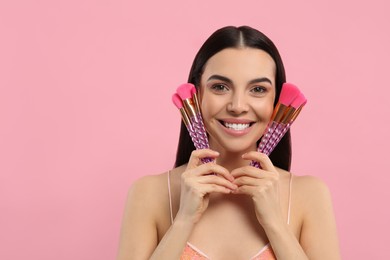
[251,86,267,94]
[210,84,228,92]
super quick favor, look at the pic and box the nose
[227,91,249,114]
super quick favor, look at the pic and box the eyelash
[209,84,268,95]
[250,86,267,94]
[210,84,229,92]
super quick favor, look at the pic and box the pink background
[1,0,389,259]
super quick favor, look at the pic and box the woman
[117,26,340,259]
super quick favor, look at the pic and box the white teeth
[223,122,250,130]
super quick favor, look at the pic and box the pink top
[167,171,293,260]
[182,241,276,260]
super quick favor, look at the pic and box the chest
[157,172,302,258]
[185,195,272,259]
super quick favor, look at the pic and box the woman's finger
[191,163,234,181]
[199,183,234,195]
[198,174,238,190]
[233,176,272,187]
[231,166,266,179]
[231,184,258,195]
[187,149,220,169]
[242,151,277,173]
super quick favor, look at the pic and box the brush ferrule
[281,107,296,124]
[182,98,197,118]
[273,103,289,122]
[192,92,201,115]
[180,107,191,127]
[290,106,303,122]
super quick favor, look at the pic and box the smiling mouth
[219,120,254,131]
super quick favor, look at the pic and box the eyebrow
[207,74,273,85]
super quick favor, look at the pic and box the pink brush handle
[264,122,292,155]
[257,121,278,152]
[251,123,291,168]
[192,114,209,149]
[263,123,287,155]
[188,114,213,164]
[251,121,279,168]
[187,125,212,164]
[186,124,201,149]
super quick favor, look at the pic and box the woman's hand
[231,151,283,227]
[176,149,237,224]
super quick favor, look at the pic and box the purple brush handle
[186,125,211,164]
[188,114,213,164]
[198,115,212,152]
[257,121,278,152]
[186,124,202,149]
[263,122,291,155]
[196,113,213,163]
[263,123,286,155]
[192,114,210,149]
[251,121,279,168]
[251,123,291,168]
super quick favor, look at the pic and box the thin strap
[186,242,210,259]
[287,172,293,225]
[250,243,270,259]
[167,170,174,225]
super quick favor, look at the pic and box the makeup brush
[263,93,307,156]
[174,83,212,163]
[256,83,300,153]
[190,85,207,138]
[176,83,210,151]
[172,93,200,147]
[264,93,307,155]
[251,83,301,168]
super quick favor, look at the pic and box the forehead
[202,48,276,83]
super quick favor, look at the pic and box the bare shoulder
[292,174,332,200]
[289,174,341,258]
[126,171,171,219]
[128,165,186,201]
[117,172,166,259]
[125,165,187,227]
[118,170,179,259]
[290,174,335,219]
[129,172,168,199]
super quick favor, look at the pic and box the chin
[216,139,257,154]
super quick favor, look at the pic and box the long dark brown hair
[174,26,292,171]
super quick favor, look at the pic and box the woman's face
[199,47,276,154]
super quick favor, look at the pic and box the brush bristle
[279,83,301,106]
[176,83,195,100]
[172,93,184,109]
[291,93,307,109]
[190,85,197,96]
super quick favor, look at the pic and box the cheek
[254,99,274,120]
[200,94,222,117]
[200,97,209,117]
[264,92,276,119]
